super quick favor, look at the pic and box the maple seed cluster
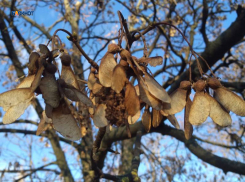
[0,44,93,141]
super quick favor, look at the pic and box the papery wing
[184,97,193,140]
[125,83,140,116]
[93,104,109,127]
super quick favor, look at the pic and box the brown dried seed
[179,81,192,90]
[142,109,151,132]
[124,83,140,116]
[152,109,163,128]
[45,104,53,119]
[60,53,71,66]
[193,80,206,92]
[144,72,171,103]
[184,97,193,140]
[111,64,127,93]
[92,83,103,94]
[88,71,97,90]
[108,43,121,53]
[93,104,109,127]
[214,87,245,116]
[46,63,57,74]
[205,93,232,126]
[98,53,117,87]
[31,64,45,92]
[189,92,210,125]
[206,77,222,89]
[39,44,50,55]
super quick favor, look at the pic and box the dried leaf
[205,93,232,126]
[167,115,180,129]
[111,64,127,93]
[0,88,33,111]
[142,109,151,132]
[98,53,117,87]
[52,102,81,141]
[189,92,210,125]
[184,97,193,140]
[39,73,60,108]
[152,109,163,127]
[93,104,109,127]
[61,66,80,89]
[139,80,162,110]
[3,96,33,124]
[144,72,171,103]
[39,44,50,55]
[124,83,140,116]
[128,110,141,124]
[139,56,163,67]
[214,87,245,116]
[16,75,35,88]
[162,88,187,115]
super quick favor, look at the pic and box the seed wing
[93,104,109,127]
[152,109,163,128]
[17,75,35,89]
[0,88,33,111]
[3,96,33,124]
[205,93,232,126]
[111,64,127,93]
[124,83,140,116]
[167,115,180,129]
[98,53,117,87]
[189,92,210,125]
[128,110,141,124]
[142,109,151,132]
[144,72,171,103]
[61,66,80,89]
[214,87,245,116]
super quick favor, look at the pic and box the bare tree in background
[0,0,245,181]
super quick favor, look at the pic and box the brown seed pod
[39,44,50,55]
[193,80,206,92]
[124,82,140,116]
[144,72,171,103]
[31,59,45,92]
[166,115,180,129]
[189,92,210,125]
[39,73,60,108]
[214,87,245,116]
[28,52,40,75]
[60,53,71,66]
[2,96,33,124]
[108,43,121,53]
[179,81,192,90]
[16,75,35,89]
[184,97,193,140]
[46,63,57,74]
[152,109,163,128]
[98,53,117,87]
[206,77,222,89]
[205,93,232,126]
[93,104,109,127]
[111,64,127,93]
[142,108,151,132]
[52,101,81,141]
[119,59,129,67]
